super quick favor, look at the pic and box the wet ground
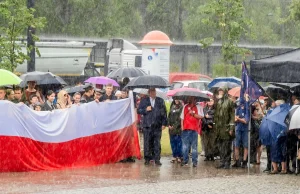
[0,156,299,194]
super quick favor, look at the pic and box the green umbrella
[0,69,22,86]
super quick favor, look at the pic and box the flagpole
[264,92,275,102]
[248,105,251,174]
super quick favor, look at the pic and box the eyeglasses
[64,94,68,97]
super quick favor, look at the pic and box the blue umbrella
[259,104,290,143]
[208,77,241,89]
[259,117,273,146]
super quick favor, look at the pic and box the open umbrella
[287,105,300,130]
[259,116,273,146]
[201,90,213,97]
[107,67,147,79]
[0,69,22,86]
[167,88,211,97]
[133,88,167,100]
[262,84,290,101]
[84,76,119,87]
[208,77,241,90]
[63,84,92,94]
[125,75,170,89]
[270,83,300,90]
[259,103,290,142]
[20,71,67,87]
[172,88,210,102]
[270,82,300,93]
[228,87,241,97]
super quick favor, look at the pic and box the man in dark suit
[137,88,167,166]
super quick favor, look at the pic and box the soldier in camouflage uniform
[214,88,235,169]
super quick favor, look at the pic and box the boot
[232,160,241,168]
[241,160,248,168]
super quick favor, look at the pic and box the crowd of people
[137,86,300,174]
[1,80,300,174]
[0,81,129,111]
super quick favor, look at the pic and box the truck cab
[106,39,142,74]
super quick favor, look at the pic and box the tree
[35,0,143,38]
[0,0,46,72]
[212,63,240,78]
[290,0,300,21]
[187,62,200,73]
[170,62,180,72]
[283,0,300,45]
[198,0,252,76]
[141,0,189,41]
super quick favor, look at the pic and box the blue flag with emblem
[240,62,264,107]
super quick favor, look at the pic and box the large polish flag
[0,93,141,172]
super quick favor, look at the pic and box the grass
[138,101,202,156]
[160,129,203,156]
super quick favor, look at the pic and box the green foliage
[187,62,200,73]
[289,0,300,21]
[0,0,46,72]
[28,0,300,47]
[283,0,300,45]
[0,0,298,74]
[212,64,241,78]
[198,0,252,73]
[35,0,143,38]
[142,0,188,41]
[170,63,180,72]
[199,37,214,48]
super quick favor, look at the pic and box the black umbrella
[20,71,67,87]
[63,84,92,94]
[263,84,289,100]
[107,67,147,79]
[263,84,287,92]
[270,83,300,92]
[173,88,210,102]
[125,75,170,89]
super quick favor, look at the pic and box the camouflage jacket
[168,103,183,135]
[214,97,235,140]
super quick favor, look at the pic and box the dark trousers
[266,145,271,169]
[271,136,287,163]
[203,130,217,158]
[218,139,232,165]
[143,127,162,162]
[286,133,297,170]
[170,134,182,158]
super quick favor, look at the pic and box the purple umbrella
[84,76,119,87]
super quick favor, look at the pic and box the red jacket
[181,104,202,132]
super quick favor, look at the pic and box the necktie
[51,104,55,110]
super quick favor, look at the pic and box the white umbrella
[133,88,167,100]
[288,105,300,130]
